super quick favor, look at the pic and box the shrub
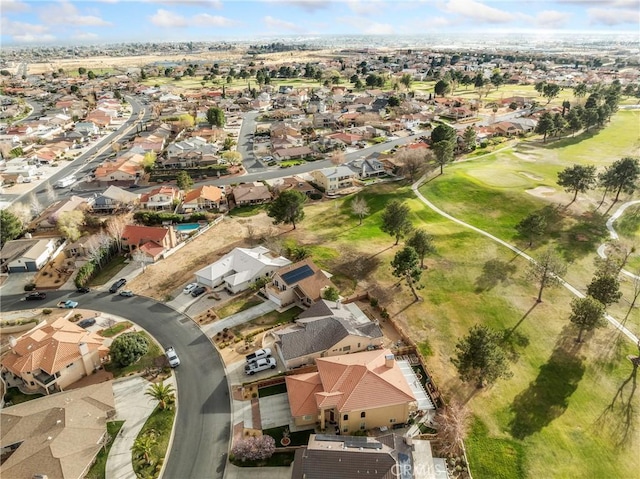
[231,435,276,462]
[42,309,52,315]
[369,297,379,307]
[309,192,323,200]
[110,332,149,366]
[24,283,36,291]
[322,286,340,302]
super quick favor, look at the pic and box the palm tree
[132,435,156,465]
[145,382,175,410]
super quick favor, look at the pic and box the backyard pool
[175,223,201,233]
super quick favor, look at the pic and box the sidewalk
[106,375,176,479]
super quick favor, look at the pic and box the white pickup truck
[244,357,276,375]
[245,347,272,364]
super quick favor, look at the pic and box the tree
[624,268,640,322]
[566,109,583,136]
[141,151,156,173]
[131,434,156,466]
[206,107,225,127]
[221,150,242,165]
[78,67,87,75]
[380,200,413,245]
[516,212,547,246]
[574,82,588,100]
[569,296,607,342]
[110,332,148,367]
[557,164,597,203]
[388,96,400,107]
[462,126,477,152]
[57,210,84,241]
[586,274,622,307]
[434,80,451,97]
[176,171,193,191]
[28,192,43,217]
[8,203,32,229]
[407,228,435,269]
[87,70,96,80]
[542,83,561,104]
[107,214,129,252]
[351,196,370,226]
[391,246,422,301]
[267,190,306,230]
[45,182,57,203]
[0,210,23,247]
[451,324,513,388]
[322,286,340,302]
[599,157,640,202]
[434,402,470,457]
[397,149,431,181]
[535,112,555,142]
[433,140,454,174]
[400,73,412,89]
[527,248,567,302]
[231,435,276,462]
[431,123,456,145]
[145,382,175,410]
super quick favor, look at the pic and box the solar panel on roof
[281,264,314,285]
[344,437,382,449]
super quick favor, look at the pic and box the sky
[1,0,639,46]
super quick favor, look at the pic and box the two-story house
[139,185,181,210]
[265,259,334,308]
[121,224,178,261]
[310,166,359,193]
[181,185,225,212]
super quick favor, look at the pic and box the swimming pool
[175,223,201,233]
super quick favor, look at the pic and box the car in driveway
[25,291,47,300]
[165,346,180,367]
[119,290,134,297]
[77,287,91,293]
[183,283,198,294]
[78,318,96,329]
[191,286,206,297]
[109,278,127,293]
[245,347,272,364]
[245,357,276,375]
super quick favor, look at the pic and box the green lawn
[216,292,263,318]
[99,321,133,338]
[85,421,125,479]
[258,382,287,398]
[228,204,266,217]
[263,426,314,448]
[288,110,640,479]
[89,255,128,286]
[132,405,175,479]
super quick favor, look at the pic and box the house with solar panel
[264,259,334,308]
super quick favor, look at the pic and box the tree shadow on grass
[594,344,640,448]
[509,328,586,440]
[474,258,517,292]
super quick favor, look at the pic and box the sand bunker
[526,186,556,197]
[519,171,544,181]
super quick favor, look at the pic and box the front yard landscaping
[3,387,44,405]
[132,405,175,479]
[104,331,167,378]
[215,292,263,319]
[85,420,125,479]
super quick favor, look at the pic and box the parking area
[226,354,286,387]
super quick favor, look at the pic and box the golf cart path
[596,199,640,281]
[411,176,639,344]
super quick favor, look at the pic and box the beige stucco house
[264,259,333,308]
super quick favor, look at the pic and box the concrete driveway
[226,355,285,387]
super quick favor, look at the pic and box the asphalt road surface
[1,290,230,479]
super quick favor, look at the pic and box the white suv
[244,357,276,375]
[183,283,198,294]
[165,346,180,367]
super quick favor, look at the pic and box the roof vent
[385,354,395,368]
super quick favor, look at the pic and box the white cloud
[270,0,330,12]
[346,0,386,16]
[443,0,516,24]
[0,0,30,13]
[150,8,188,27]
[263,15,303,31]
[1,17,50,35]
[192,13,239,27]
[14,33,56,42]
[39,1,111,26]
[559,0,639,7]
[147,0,223,7]
[72,32,99,40]
[588,6,640,24]
[429,16,452,28]
[536,10,571,28]
[339,16,394,34]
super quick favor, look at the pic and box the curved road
[597,199,640,281]
[1,290,229,479]
[411,176,639,344]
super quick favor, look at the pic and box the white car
[244,357,276,375]
[165,346,180,367]
[183,283,198,294]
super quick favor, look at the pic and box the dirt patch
[128,213,284,300]
[34,252,75,290]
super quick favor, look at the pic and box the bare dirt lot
[127,213,286,300]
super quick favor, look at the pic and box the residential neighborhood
[1,6,639,479]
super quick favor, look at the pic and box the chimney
[9,336,17,349]
[385,353,395,368]
[78,342,89,356]
[335,299,341,310]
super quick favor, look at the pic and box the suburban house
[121,224,178,261]
[0,238,61,273]
[139,185,181,210]
[310,166,359,193]
[74,121,99,136]
[0,382,116,479]
[291,433,447,479]
[194,245,291,293]
[1,317,109,394]
[231,182,272,207]
[285,349,418,433]
[181,185,225,212]
[264,259,334,308]
[91,185,139,213]
[346,157,387,179]
[267,175,318,197]
[29,196,90,231]
[270,299,384,369]
[94,152,144,184]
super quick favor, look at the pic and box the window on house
[343,414,349,421]
[360,411,366,418]
[343,345,351,352]
[343,427,349,433]
[360,422,366,430]
[389,418,396,423]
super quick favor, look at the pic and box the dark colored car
[191,286,206,297]
[77,287,91,293]
[25,291,47,300]
[77,318,96,329]
[109,278,127,293]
